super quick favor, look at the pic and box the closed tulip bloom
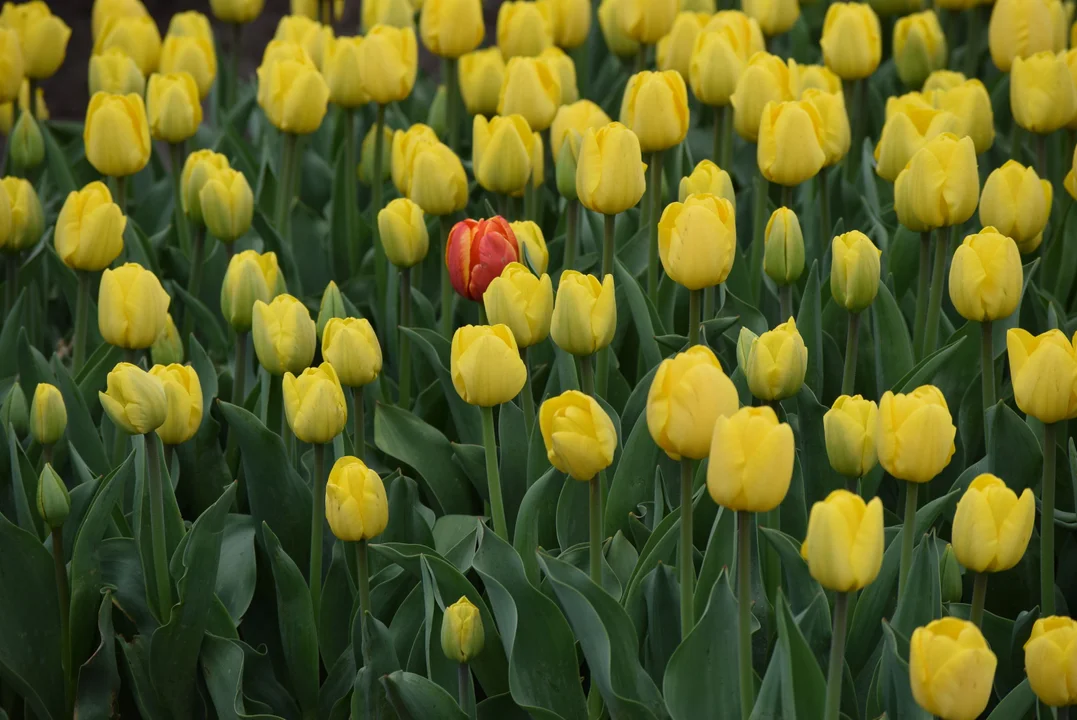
[320,318,382,388]
[447,217,520,301]
[167,10,214,44]
[315,281,345,341]
[256,44,329,134]
[54,181,125,272]
[148,363,202,445]
[894,11,947,89]
[98,263,170,349]
[200,168,254,243]
[690,26,748,107]
[647,346,739,460]
[821,3,881,80]
[92,0,149,40]
[36,463,68,529]
[739,319,808,401]
[283,362,347,444]
[379,198,428,268]
[658,193,737,290]
[540,390,617,480]
[407,141,469,215]
[877,385,956,483]
[498,56,561,131]
[541,47,577,104]
[99,362,167,435]
[84,92,151,177]
[181,149,230,225]
[743,0,800,37]
[576,122,647,214]
[1,383,26,436]
[763,207,804,285]
[252,294,316,376]
[483,262,553,348]
[0,176,40,252]
[989,0,1060,72]
[801,88,850,167]
[657,12,708,79]
[8,108,41,170]
[679,159,735,206]
[94,15,160,76]
[618,0,677,44]
[550,271,616,355]
[323,36,367,108]
[357,25,417,105]
[326,456,388,541]
[707,405,794,512]
[473,114,534,194]
[801,491,884,592]
[831,231,881,312]
[949,229,1023,322]
[707,11,766,55]
[441,597,485,662]
[151,313,183,366]
[538,0,590,48]
[794,62,842,94]
[274,16,332,70]
[210,0,265,24]
[511,221,548,274]
[1025,617,1077,707]
[551,100,610,161]
[931,78,995,154]
[459,48,505,116]
[731,52,794,142]
[757,99,826,185]
[450,324,527,406]
[391,124,438,194]
[160,16,217,99]
[1007,328,1077,423]
[497,1,552,59]
[362,0,414,30]
[1,1,70,80]
[1011,52,1077,134]
[358,124,393,185]
[146,72,202,143]
[823,394,878,478]
[0,27,21,104]
[910,618,997,720]
[923,70,965,92]
[980,161,1051,253]
[598,0,641,57]
[952,473,1034,573]
[893,133,979,230]
[89,48,144,97]
[30,383,66,446]
[220,251,285,332]
[874,96,957,182]
[620,70,689,153]
[420,0,484,58]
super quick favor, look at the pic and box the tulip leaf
[880,621,931,720]
[604,418,661,541]
[199,633,281,720]
[986,678,1036,719]
[556,476,589,551]
[0,290,25,378]
[512,468,562,584]
[381,670,468,720]
[758,527,824,616]
[215,514,257,625]
[402,327,483,445]
[986,401,1042,493]
[317,542,354,669]
[641,564,680,684]
[319,644,356,719]
[41,122,78,196]
[172,284,229,355]
[614,259,663,376]
[774,592,826,720]
[382,474,436,548]
[693,508,735,613]
[419,556,459,695]
[891,532,943,638]
[872,280,915,389]
[498,399,529,538]
[6,425,42,537]
[251,210,301,297]
[892,335,966,392]
[796,261,824,398]
[352,612,401,719]
[75,591,121,718]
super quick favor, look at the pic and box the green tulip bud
[556,130,582,200]
[37,463,70,529]
[317,280,346,341]
[10,109,43,171]
[1,382,28,437]
[941,543,963,604]
[427,84,448,140]
[441,596,485,663]
[763,207,805,286]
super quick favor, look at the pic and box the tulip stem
[399,267,413,409]
[647,152,663,303]
[602,213,615,277]
[481,406,508,541]
[963,7,982,78]
[913,232,931,360]
[440,215,454,339]
[3,255,14,319]
[72,271,90,374]
[823,591,848,720]
[51,528,71,713]
[779,285,793,324]
[227,23,241,110]
[182,228,205,346]
[595,215,615,399]
[580,353,595,397]
[980,321,995,449]
[373,104,388,321]
[114,175,127,215]
[679,458,695,639]
[458,663,475,719]
[720,105,734,170]
[688,289,701,346]
[352,387,365,462]
[521,347,535,439]
[737,511,754,720]
[969,573,988,628]
[750,168,767,305]
[275,132,298,245]
[1042,421,1058,616]
[841,312,859,396]
[226,332,248,474]
[843,79,864,184]
[444,57,460,153]
[818,167,831,247]
[356,538,371,665]
[564,200,579,272]
[1035,132,1047,180]
[703,286,715,323]
[922,228,949,357]
[344,109,360,275]
[898,481,918,599]
[310,442,326,629]
[589,474,602,587]
[168,142,192,257]
[146,434,172,624]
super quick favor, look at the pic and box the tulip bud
[442,596,485,663]
[161,13,218,99]
[510,220,549,274]
[801,490,884,592]
[821,3,882,80]
[743,0,799,36]
[30,383,66,447]
[538,0,591,49]
[948,229,1023,322]
[9,109,42,170]
[147,71,202,143]
[707,405,795,512]
[0,27,22,105]
[576,122,647,215]
[1,382,27,437]
[658,193,737,290]
[378,198,429,270]
[1011,51,1077,135]
[357,26,418,105]
[893,133,979,231]
[94,15,161,76]
[690,26,748,108]
[273,16,333,71]
[952,473,1035,574]
[55,181,126,272]
[419,0,485,59]
[36,464,70,529]
[794,63,843,94]
[497,1,553,59]
[550,271,616,356]
[757,99,826,186]
[910,619,996,720]
[620,70,690,154]
[426,84,447,138]
[657,12,708,79]
[89,47,145,96]
[99,362,168,435]
[763,208,804,286]
[877,385,956,483]
[447,217,520,301]
[256,42,329,135]
[1006,328,1077,423]
[619,0,678,44]
[252,294,317,376]
[647,346,739,461]
[283,362,347,444]
[450,325,527,407]
[362,0,414,31]
[483,262,553,349]
[940,544,964,604]
[316,281,345,341]
[801,88,851,168]
[391,123,438,194]
[830,230,881,313]
[932,78,995,154]
[540,390,617,480]
[473,114,535,195]
[823,394,878,478]
[555,130,581,200]
[498,56,562,132]
[597,0,641,58]
[148,363,203,446]
[181,150,231,225]
[679,159,735,206]
[730,52,794,142]
[894,11,947,89]
[738,318,808,402]
[541,46,578,104]
[210,0,266,24]
[99,263,171,350]
[1024,617,1077,707]
[6,1,71,80]
[873,96,958,183]
[459,48,505,117]
[84,92,151,178]
[322,318,383,388]
[323,36,367,108]
[221,250,286,333]
[200,168,254,242]
[988,0,1059,72]
[151,314,184,366]
[407,141,469,216]
[0,177,41,254]
[326,455,389,541]
[358,124,394,187]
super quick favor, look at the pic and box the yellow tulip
[323,36,367,108]
[874,97,957,182]
[92,0,149,40]
[893,133,979,231]
[537,0,590,49]
[256,42,329,135]
[209,0,265,24]
[763,206,804,285]
[620,70,689,153]
[690,26,748,107]
[707,405,795,512]
[378,197,428,269]
[598,0,641,58]
[706,11,766,55]
[821,3,881,80]
[274,15,333,70]
[647,345,739,460]
[550,100,610,162]
[362,0,414,31]
[930,78,995,154]
[910,618,997,720]
[391,123,439,194]
[576,122,647,215]
[1024,616,1077,707]
[252,294,317,376]
[54,181,125,272]
[923,69,966,92]
[94,14,159,76]
[325,455,389,541]
[419,0,485,58]
[679,159,735,206]
[743,0,800,37]
[161,13,217,99]
[483,262,553,348]
[181,149,230,225]
[473,114,534,195]
[948,228,1022,323]
[98,263,171,350]
[497,1,552,59]
[84,92,151,177]
[30,383,65,446]
[831,230,881,313]
[979,161,1051,253]
[407,141,469,216]
[283,362,347,444]
[988,0,1061,72]
[801,490,884,592]
[1007,328,1077,423]
[1011,51,1077,134]
[1,1,70,80]
[358,124,393,186]
[221,251,285,332]
[0,176,40,253]
[657,12,708,79]
[793,62,842,95]
[99,362,167,435]
[555,128,581,199]
[200,168,254,243]
[151,313,183,366]
[498,55,561,132]
[550,271,616,356]
[731,52,794,142]
[541,47,578,104]
[511,220,549,274]
[450,324,528,407]
[738,318,808,401]
[357,25,418,105]
[441,597,485,662]
[618,0,677,44]
[0,27,22,104]
[823,394,878,478]
[146,72,202,143]
[894,11,947,89]
[952,473,1034,573]
[459,48,505,116]
[539,390,617,480]
[801,88,851,167]
[167,10,213,44]
[522,129,545,194]
[877,385,956,483]
[682,0,716,8]
[148,363,203,445]
[658,193,737,290]
[90,48,145,97]
[757,99,826,186]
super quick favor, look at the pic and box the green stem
[114,175,127,215]
[344,109,360,274]
[565,200,579,272]
[373,105,388,318]
[352,386,365,462]
[275,133,298,244]
[688,289,701,346]
[356,539,371,664]
[168,142,192,256]
[111,423,128,467]
[596,214,615,399]
[602,212,615,277]
[981,320,995,449]
[779,285,792,324]
[458,663,475,720]
[1012,125,1025,163]
[713,107,722,164]
[898,481,918,598]
[282,394,296,465]
[225,332,248,474]
[440,215,454,339]
[181,228,205,344]
[589,474,602,586]
[844,79,864,184]
[720,104,733,170]
[146,435,172,623]
[399,266,412,408]
[841,312,859,396]
[521,346,535,439]
[969,573,988,628]
[1036,132,1047,180]
[750,167,767,304]
[445,57,460,153]
[580,353,595,397]
[72,271,90,373]
[737,511,754,720]
[913,231,931,360]
[680,458,695,639]
[310,443,326,628]
[703,286,715,323]
[228,23,241,109]
[823,592,848,720]
[819,166,831,245]
[4,254,15,319]
[51,528,71,713]
[481,406,508,540]
[922,228,949,357]
[1059,706,1070,720]
[647,152,663,303]
[780,184,793,213]
[1042,421,1057,615]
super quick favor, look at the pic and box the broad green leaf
[758,527,824,615]
[498,400,530,538]
[880,622,931,720]
[216,515,257,625]
[74,592,121,719]
[381,670,468,719]
[986,401,1041,491]
[419,556,459,695]
[641,565,680,685]
[352,612,401,720]
[605,419,661,541]
[199,634,282,720]
[871,280,915,394]
[693,507,735,614]
[986,679,1035,719]
[796,261,824,397]
[774,592,826,720]
[318,542,355,669]
[403,327,483,445]
[512,468,562,584]
[41,123,78,195]
[891,531,942,638]
[893,335,967,392]
[615,259,663,375]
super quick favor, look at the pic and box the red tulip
[446,216,520,301]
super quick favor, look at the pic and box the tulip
[0,27,21,105]
[274,15,333,70]
[483,262,553,349]
[498,56,561,132]
[794,90,848,171]
[821,3,882,80]
[937,544,963,604]
[618,0,677,44]
[209,0,265,24]
[801,490,884,592]
[450,324,527,407]
[910,618,997,720]
[679,159,735,206]
[874,97,958,183]
[54,181,125,272]
[30,383,65,447]
[597,0,641,58]
[391,123,439,195]
[1024,617,1077,707]
[256,43,329,134]
[706,11,766,55]
[146,72,202,143]
[282,362,347,445]
[0,78,45,133]
[84,92,151,178]
[730,52,794,142]
[94,14,159,76]
[88,47,143,97]
[362,0,414,30]
[952,473,1034,574]
[707,405,794,512]
[539,390,617,480]
[160,14,217,99]
[181,149,230,225]
[757,99,826,186]
[167,10,214,44]
[831,231,881,313]
[379,198,429,269]
[893,133,979,231]
[763,207,804,285]
[1,1,70,80]
[793,62,842,95]
[979,161,1051,253]
[99,362,168,435]
[8,108,40,171]
[497,1,552,59]
[647,346,738,461]
[325,455,389,541]
[576,122,647,215]
[315,281,345,342]
[657,12,708,79]
[420,0,485,58]
[151,313,183,366]
[407,141,469,216]
[36,463,69,529]
[472,114,534,195]
[894,11,947,89]
[459,48,505,116]
[93,0,149,40]
[620,70,689,154]
[550,271,616,356]
[358,124,393,186]
[0,176,38,255]
[540,47,577,105]
[1011,51,1077,134]
[446,217,520,302]
[877,385,956,483]
[743,0,800,37]
[988,0,1060,72]
[98,263,171,350]
[441,597,485,662]
[948,229,1023,326]
[322,318,383,388]
[690,26,749,108]
[738,319,808,402]
[510,220,549,274]
[823,394,878,478]
[251,294,316,376]
[323,36,367,108]
[1,382,26,436]
[357,25,418,105]
[1007,328,1077,423]
[148,363,202,446]
[200,168,254,243]
[538,0,590,49]
[556,129,581,200]
[657,193,736,290]
[931,78,996,154]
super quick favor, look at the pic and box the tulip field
[5,0,1077,718]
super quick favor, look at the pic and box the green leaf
[99,537,157,637]
[986,401,1042,492]
[318,543,355,669]
[986,679,1036,719]
[880,622,931,720]
[419,557,460,695]
[512,468,561,584]
[403,327,483,445]
[605,419,661,541]
[352,612,401,719]
[614,259,662,375]
[758,527,824,615]
[74,592,121,719]
[216,515,257,625]
[41,122,78,195]
[871,280,916,390]
[693,508,735,614]
[641,565,680,685]
[0,291,25,377]
[172,284,229,354]
[794,385,844,507]
[199,634,282,720]
[893,335,967,392]
[50,354,110,475]
[498,399,530,539]
[796,261,824,398]
[251,210,301,297]
[382,670,468,719]
[7,425,42,536]
[773,592,826,720]
[891,531,942,638]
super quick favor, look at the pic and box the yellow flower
[757,99,826,185]
[483,262,553,348]
[320,318,382,390]
[252,294,316,376]
[763,206,804,285]
[550,100,611,162]
[893,133,979,231]
[739,318,808,402]
[877,385,956,483]
[821,3,881,80]
[823,394,878,478]
[54,181,126,272]
[406,141,469,216]
[497,1,552,59]
[160,12,217,99]
[391,123,439,195]
[874,96,958,183]
[952,473,1034,573]
[98,263,171,350]
[283,362,347,444]
[274,15,333,70]
[84,92,151,177]
[200,168,254,243]
[539,390,617,480]
[181,149,230,225]
[930,78,995,154]
[689,25,748,107]
[576,122,647,215]
[707,405,794,512]
[910,618,997,720]
[209,0,265,24]
[511,220,549,274]
[167,10,214,44]
[923,69,966,92]
[800,88,850,167]
[92,0,149,40]
[657,12,708,79]
[151,313,183,366]
[358,123,393,185]
[980,160,1051,254]
[498,55,561,132]
[99,362,167,435]
[94,14,160,76]
[620,70,689,154]
[357,25,418,105]
[1007,328,1077,423]
[618,0,677,44]
[90,47,147,97]
[1024,616,1077,707]
[731,52,794,142]
[647,345,739,460]
[793,62,842,94]
[0,176,40,253]
[323,36,368,108]
[30,383,65,446]
[541,46,578,104]
[1011,51,1077,134]
[598,0,641,58]
[801,490,884,592]
[537,0,590,49]
[743,0,800,37]
[894,11,947,89]
[362,0,414,31]
[419,0,485,59]
[658,193,737,290]
[326,456,389,541]
[679,159,735,206]
[0,27,22,104]
[148,363,203,445]
[948,228,1023,323]
[472,114,534,195]
[550,271,616,356]
[830,230,881,312]
[1,1,70,80]
[378,197,428,269]
[146,72,202,143]
[459,48,505,116]
[988,0,1061,72]
[441,596,485,662]
[706,11,766,55]
[256,42,329,134]
[450,324,528,407]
